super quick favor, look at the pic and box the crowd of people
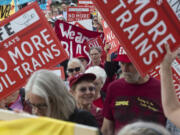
[0,1,180,135]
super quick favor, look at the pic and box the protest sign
[93,0,180,76]
[0,2,68,100]
[86,35,106,61]
[0,0,15,21]
[149,58,180,99]
[55,20,104,60]
[78,0,96,13]
[67,7,91,22]
[50,67,65,80]
[102,19,120,54]
[70,19,93,31]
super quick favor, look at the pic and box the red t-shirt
[103,77,166,135]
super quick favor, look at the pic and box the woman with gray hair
[118,121,171,135]
[25,69,98,127]
[85,66,107,100]
[85,66,107,128]
[67,58,85,78]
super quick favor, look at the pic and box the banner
[0,117,75,135]
[70,19,93,31]
[0,0,12,5]
[93,0,180,76]
[0,2,68,100]
[149,58,180,99]
[78,0,96,13]
[67,7,91,22]
[0,0,15,21]
[55,20,104,60]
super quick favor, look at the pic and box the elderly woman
[69,72,104,128]
[118,121,171,135]
[69,73,96,111]
[85,66,107,128]
[85,66,107,105]
[25,69,98,127]
[67,58,85,78]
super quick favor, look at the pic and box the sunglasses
[79,86,96,93]
[68,67,80,73]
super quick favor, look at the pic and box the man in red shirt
[101,55,166,135]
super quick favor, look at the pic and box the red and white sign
[55,20,104,60]
[93,0,180,76]
[78,0,96,13]
[149,58,180,99]
[0,3,68,100]
[67,7,91,22]
[86,36,106,61]
[78,0,94,6]
[70,19,93,31]
[50,67,65,80]
[102,19,121,54]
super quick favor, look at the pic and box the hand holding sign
[93,0,180,76]
[161,44,180,67]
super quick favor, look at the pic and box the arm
[160,44,180,128]
[101,118,114,135]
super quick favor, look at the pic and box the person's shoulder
[109,78,125,88]
[106,78,126,94]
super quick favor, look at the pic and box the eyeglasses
[25,100,47,111]
[68,67,80,73]
[90,53,99,56]
[79,86,96,93]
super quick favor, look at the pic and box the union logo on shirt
[115,100,129,106]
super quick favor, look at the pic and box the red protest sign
[78,0,94,6]
[50,67,65,80]
[78,0,96,13]
[0,2,68,100]
[70,19,93,31]
[67,6,91,22]
[149,58,180,99]
[86,36,104,49]
[55,20,104,60]
[93,0,180,76]
[102,19,120,54]
[86,36,106,61]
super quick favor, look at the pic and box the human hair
[89,46,102,54]
[85,66,107,85]
[118,121,171,135]
[25,69,76,120]
[67,58,85,72]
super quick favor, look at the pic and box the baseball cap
[114,54,131,63]
[75,54,89,63]
[69,73,96,88]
